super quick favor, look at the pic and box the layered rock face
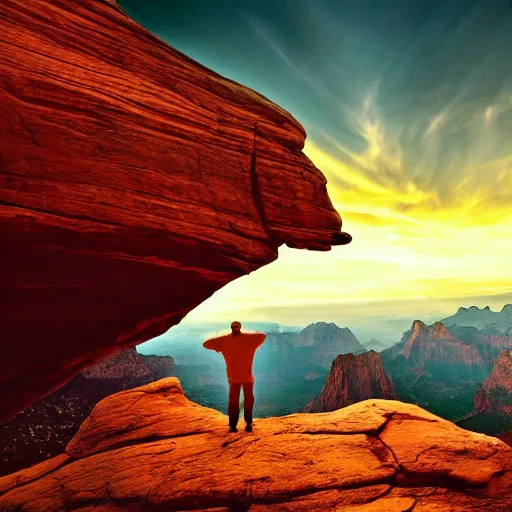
[0,348,175,475]
[402,321,485,370]
[381,321,491,423]
[1,378,511,511]
[0,0,351,420]
[446,324,512,367]
[481,351,512,393]
[305,350,396,412]
[80,346,175,384]
[475,351,512,414]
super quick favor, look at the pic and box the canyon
[143,322,366,417]
[382,316,512,436]
[2,1,512,509]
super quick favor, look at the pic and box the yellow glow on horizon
[184,96,512,328]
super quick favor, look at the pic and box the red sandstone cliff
[402,321,485,369]
[0,0,351,420]
[475,350,512,415]
[304,350,396,412]
[1,378,511,511]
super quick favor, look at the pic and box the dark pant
[228,382,254,428]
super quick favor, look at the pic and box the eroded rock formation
[1,378,511,511]
[305,350,396,412]
[402,321,485,370]
[0,0,350,420]
[0,348,175,475]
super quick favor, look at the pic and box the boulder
[1,378,511,511]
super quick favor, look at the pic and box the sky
[119,0,512,346]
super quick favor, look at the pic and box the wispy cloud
[136,0,512,341]
[306,87,512,228]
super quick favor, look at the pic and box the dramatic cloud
[120,0,512,342]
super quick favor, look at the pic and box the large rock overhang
[0,0,351,421]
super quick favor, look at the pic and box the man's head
[231,321,242,336]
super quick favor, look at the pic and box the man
[203,321,266,433]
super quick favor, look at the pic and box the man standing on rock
[203,321,266,433]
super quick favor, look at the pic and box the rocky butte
[0,0,351,420]
[304,350,397,413]
[402,321,485,371]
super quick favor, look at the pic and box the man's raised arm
[252,332,266,348]
[203,337,222,353]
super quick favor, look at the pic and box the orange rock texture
[1,377,511,511]
[0,0,350,421]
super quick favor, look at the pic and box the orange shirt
[203,332,266,383]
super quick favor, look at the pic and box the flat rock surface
[1,378,511,511]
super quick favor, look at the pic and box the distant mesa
[293,322,365,352]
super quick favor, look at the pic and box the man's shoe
[245,424,253,432]
[228,427,238,433]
